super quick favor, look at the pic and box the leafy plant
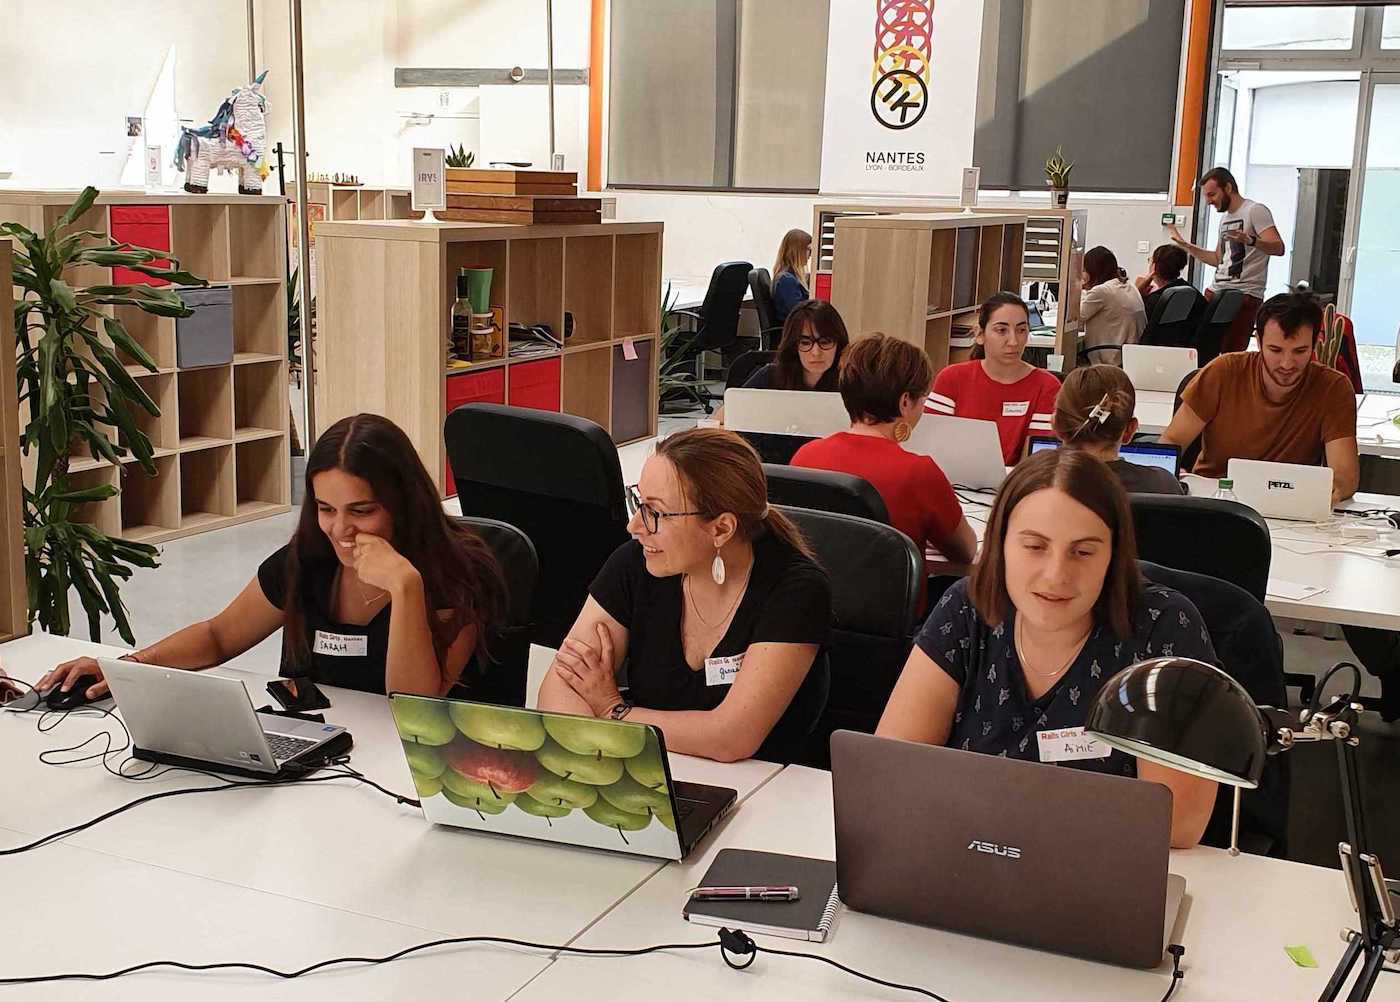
[4,186,205,643]
[656,283,711,413]
[446,144,475,169]
[1044,146,1074,188]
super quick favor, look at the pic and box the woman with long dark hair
[39,414,505,699]
[743,299,850,392]
[1080,245,1146,365]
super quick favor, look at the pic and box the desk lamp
[1086,657,1399,1002]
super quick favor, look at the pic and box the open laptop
[1029,436,1182,477]
[390,695,736,860]
[831,731,1185,969]
[1227,458,1333,522]
[722,387,850,465]
[903,415,1007,490]
[1122,344,1197,393]
[101,659,351,778]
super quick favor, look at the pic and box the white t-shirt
[1212,198,1275,299]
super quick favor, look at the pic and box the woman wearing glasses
[743,300,849,392]
[792,334,977,610]
[539,428,831,764]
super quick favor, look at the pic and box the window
[1221,5,1358,52]
[973,0,1186,193]
[607,0,829,191]
[1384,7,1400,49]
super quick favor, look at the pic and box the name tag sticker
[704,653,744,687]
[314,630,368,658]
[1002,400,1030,417]
[1036,726,1111,763]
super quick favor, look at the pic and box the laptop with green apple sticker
[390,695,737,859]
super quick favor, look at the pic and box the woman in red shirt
[927,292,1061,464]
[792,334,977,602]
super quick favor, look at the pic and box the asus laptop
[390,695,736,860]
[831,731,1185,969]
[101,659,351,778]
[1227,458,1333,522]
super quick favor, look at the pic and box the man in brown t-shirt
[1161,293,1358,503]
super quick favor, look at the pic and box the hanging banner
[819,0,984,196]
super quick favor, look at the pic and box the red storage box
[507,357,562,412]
[443,368,506,497]
[814,272,832,302]
[109,205,172,287]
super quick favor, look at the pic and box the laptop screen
[1028,437,1180,476]
[389,695,685,858]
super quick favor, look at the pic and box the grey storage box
[176,285,234,369]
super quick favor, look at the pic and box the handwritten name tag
[704,653,744,687]
[1036,726,1110,763]
[314,630,368,658]
[1002,400,1030,417]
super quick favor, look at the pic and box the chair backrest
[748,267,780,343]
[726,349,776,390]
[1171,368,1203,472]
[1140,561,1289,855]
[697,260,754,351]
[1144,285,1206,349]
[450,515,539,707]
[1128,494,1271,601]
[445,403,630,650]
[763,464,890,524]
[777,504,922,768]
[1196,288,1245,365]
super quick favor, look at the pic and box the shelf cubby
[563,234,615,347]
[927,229,956,315]
[358,190,387,220]
[506,238,564,333]
[611,338,654,444]
[177,365,233,448]
[231,282,283,358]
[234,360,284,440]
[228,203,283,280]
[45,202,110,288]
[179,444,236,529]
[976,224,1005,303]
[1002,224,1025,290]
[561,344,612,430]
[170,203,230,283]
[235,436,289,516]
[613,232,661,336]
[925,315,953,370]
[120,372,178,454]
[952,227,980,312]
[119,453,180,541]
[331,188,359,221]
[111,304,177,372]
[66,464,122,539]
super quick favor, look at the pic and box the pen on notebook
[691,885,800,902]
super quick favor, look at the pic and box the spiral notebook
[683,849,841,943]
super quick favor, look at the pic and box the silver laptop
[721,387,850,438]
[102,659,349,777]
[1122,344,1197,393]
[903,414,1007,490]
[1227,458,1333,522]
[832,731,1185,969]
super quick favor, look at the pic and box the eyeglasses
[626,484,704,534]
[796,335,837,352]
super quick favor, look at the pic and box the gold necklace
[1014,618,1091,679]
[684,565,751,628]
[341,569,388,609]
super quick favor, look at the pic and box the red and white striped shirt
[928,361,1060,464]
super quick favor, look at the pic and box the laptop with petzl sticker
[389,695,737,859]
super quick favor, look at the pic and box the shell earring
[893,420,912,443]
[711,548,727,585]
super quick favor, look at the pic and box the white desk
[513,765,1399,1002]
[1134,388,1177,435]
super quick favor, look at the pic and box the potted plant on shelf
[1044,146,1074,208]
[3,186,206,643]
[446,144,475,169]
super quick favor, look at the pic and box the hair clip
[1088,393,1112,425]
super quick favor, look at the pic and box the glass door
[1341,73,1400,391]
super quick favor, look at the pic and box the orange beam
[588,0,605,192]
[1174,0,1214,205]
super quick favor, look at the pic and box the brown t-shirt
[1182,352,1356,478]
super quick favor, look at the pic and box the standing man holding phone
[1168,166,1285,354]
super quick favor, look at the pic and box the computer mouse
[44,675,102,711]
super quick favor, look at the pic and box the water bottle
[1215,478,1237,502]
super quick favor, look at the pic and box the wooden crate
[446,168,578,197]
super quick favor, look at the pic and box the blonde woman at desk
[771,228,813,326]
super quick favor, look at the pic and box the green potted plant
[4,186,205,643]
[1044,146,1074,208]
[657,283,711,414]
[446,144,475,169]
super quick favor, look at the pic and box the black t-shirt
[1109,458,1186,496]
[588,532,832,763]
[914,578,1216,777]
[742,363,839,393]
[258,545,395,693]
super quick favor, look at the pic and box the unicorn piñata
[174,70,270,195]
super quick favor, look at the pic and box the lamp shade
[1085,657,1271,788]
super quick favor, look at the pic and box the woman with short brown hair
[877,448,1218,848]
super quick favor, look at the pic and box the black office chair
[1142,285,1207,349]
[777,505,923,769]
[445,403,630,651]
[725,349,775,391]
[763,465,890,523]
[663,260,754,413]
[1140,561,1289,856]
[1169,369,1203,471]
[1196,288,1244,366]
[747,268,785,349]
[450,515,539,708]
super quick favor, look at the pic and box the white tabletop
[1134,388,1177,435]
[512,765,1398,1002]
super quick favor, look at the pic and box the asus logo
[967,839,1022,860]
[1267,479,1295,490]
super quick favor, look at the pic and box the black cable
[1159,945,1186,1002]
[1308,661,1364,718]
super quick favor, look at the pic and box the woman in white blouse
[1080,246,1146,367]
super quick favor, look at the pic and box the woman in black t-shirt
[39,415,504,700]
[877,448,1218,848]
[539,428,832,764]
[743,300,849,392]
[1052,364,1186,496]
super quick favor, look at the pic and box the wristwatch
[607,701,634,720]
[1246,233,1257,247]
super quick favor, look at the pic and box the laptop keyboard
[264,732,318,763]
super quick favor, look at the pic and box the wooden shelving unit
[0,245,28,641]
[309,183,418,223]
[830,212,1026,373]
[315,218,663,496]
[0,192,293,545]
